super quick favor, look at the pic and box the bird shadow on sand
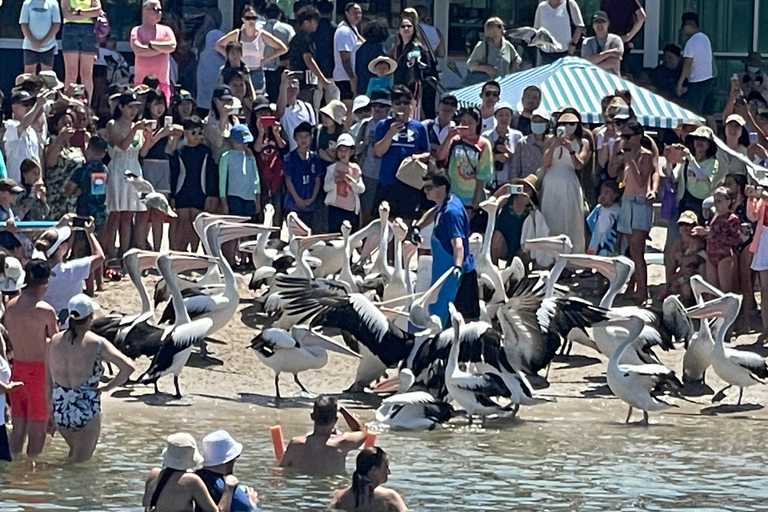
[240,305,269,330]
[580,383,614,398]
[196,391,383,409]
[734,341,768,358]
[681,381,714,397]
[699,403,764,416]
[113,388,194,407]
[187,353,224,368]
[553,354,602,369]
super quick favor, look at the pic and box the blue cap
[230,124,254,144]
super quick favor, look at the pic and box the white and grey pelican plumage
[687,293,768,404]
[138,252,218,398]
[382,218,409,302]
[475,194,510,305]
[682,275,720,385]
[307,215,386,279]
[446,303,546,425]
[602,315,682,425]
[249,325,361,399]
[374,369,455,430]
[562,255,684,364]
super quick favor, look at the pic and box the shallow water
[2,403,768,512]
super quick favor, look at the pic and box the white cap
[531,107,549,120]
[201,429,244,467]
[613,105,632,120]
[67,293,100,319]
[45,225,72,258]
[352,95,371,113]
[336,133,356,148]
[494,101,514,114]
[0,257,24,293]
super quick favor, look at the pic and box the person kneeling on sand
[46,294,135,462]
[143,432,237,512]
[279,395,367,475]
[198,430,259,511]
[330,447,408,512]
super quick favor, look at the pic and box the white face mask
[564,124,578,136]
[531,122,547,135]
[748,66,760,74]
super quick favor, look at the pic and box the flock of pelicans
[90,192,768,428]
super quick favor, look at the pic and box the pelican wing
[619,363,682,394]
[382,391,438,405]
[726,348,768,379]
[291,325,361,358]
[453,372,511,398]
[171,318,214,349]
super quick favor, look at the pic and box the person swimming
[279,395,367,475]
[329,447,408,512]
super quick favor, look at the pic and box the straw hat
[367,56,397,76]
[557,112,580,124]
[319,100,347,126]
[511,174,540,206]
[162,433,204,471]
[201,430,243,467]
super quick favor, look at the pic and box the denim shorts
[618,195,653,234]
[61,22,97,54]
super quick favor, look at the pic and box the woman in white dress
[103,90,152,259]
[538,111,591,254]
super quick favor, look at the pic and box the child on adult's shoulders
[366,56,396,97]
[665,209,706,304]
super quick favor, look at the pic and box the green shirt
[446,137,494,207]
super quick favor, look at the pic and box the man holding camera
[484,101,524,189]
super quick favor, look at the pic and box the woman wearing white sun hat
[197,430,259,511]
[143,432,238,511]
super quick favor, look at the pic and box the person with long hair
[330,447,407,512]
[715,113,750,186]
[391,8,438,120]
[44,109,86,221]
[46,293,134,462]
[140,88,177,251]
[333,2,365,111]
[103,90,152,259]
[215,4,288,96]
[539,111,591,254]
[725,173,755,332]
[60,0,101,101]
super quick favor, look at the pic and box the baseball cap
[213,85,233,100]
[68,293,100,319]
[531,107,549,121]
[118,90,142,107]
[725,113,747,127]
[10,90,35,105]
[439,92,458,105]
[352,95,371,113]
[592,10,609,22]
[677,210,698,225]
[0,179,23,194]
[336,133,356,148]
[369,89,392,106]
[176,89,195,103]
[252,95,272,112]
[494,101,514,114]
[613,105,632,120]
[230,124,254,144]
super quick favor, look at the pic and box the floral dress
[46,139,85,220]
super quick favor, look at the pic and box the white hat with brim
[162,433,205,471]
[0,257,25,293]
[319,100,347,126]
[68,293,100,319]
[45,225,72,258]
[336,133,356,148]
[725,113,747,127]
[531,107,549,121]
[201,430,244,467]
[352,95,371,113]
[368,56,397,76]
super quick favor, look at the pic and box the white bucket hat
[162,433,205,470]
[201,430,243,467]
[0,256,24,293]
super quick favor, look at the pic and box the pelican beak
[296,233,339,253]
[287,213,311,237]
[218,222,278,244]
[203,213,251,225]
[524,236,573,256]
[414,266,454,309]
[561,254,615,276]
[685,298,727,319]
[135,250,160,271]
[689,274,724,301]
[167,252,218,273]
[379,201,390,219]
[392,217,408,240]
[238,240,260,253]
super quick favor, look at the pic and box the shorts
[682,78,714,116]
[9,360,48,422]
[142,159,171,194]
[373,182,422,221]
[335,80,354,100]
[249,69,266,94]
[23,48,55,67]
[751,228,768,271]
[618,195,653,234]
[61,22,97,54]
[0,425,10,462]
[227,195,256,217]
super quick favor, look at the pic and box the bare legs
[759,271,768,339]
[706,256,735,293]
[60,414,101,463]
[737,248,754,332]
[78,54,95,101]
[490,231,507,266]
[149,209,165,252]
[627,229,648,299]
[63,51,94,103]
[10,418,46,457]
[171,208,200,252]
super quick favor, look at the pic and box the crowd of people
[1,0,768,510]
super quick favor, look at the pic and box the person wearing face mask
[510,108,550,179]
[512,85,541,136]
[538,111,591,254]
[739,52,768,99]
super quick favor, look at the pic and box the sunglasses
[187,129,203,136]
[621,133,637,139]
[614,119,627,126]
[243,15,257,20]
[147,6,162,12]
[441,101,458,107]
[393,100,410,106]
[400,24,413,29]
[483,91,499,98]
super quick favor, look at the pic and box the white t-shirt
[3,119,42,183]
[0,348,10,417]
[483,126,525,185]
[19,0,61,52]
[281,100,317,151]
[482,115,496,133]
[333,21,363,82]
[683,31,713,83]
[42,258,92,320]
[534,0,584,52]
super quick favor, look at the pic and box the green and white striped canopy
[452,57,703,128]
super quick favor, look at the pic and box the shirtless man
[279,395,367,475]
[3,259,59,456]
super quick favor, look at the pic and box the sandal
[104,268,122,282]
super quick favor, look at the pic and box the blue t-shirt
[197,470,255,511]
[373,118,430,186]
[283,149,323,212]
[434,194,474,273]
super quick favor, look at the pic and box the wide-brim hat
[512,174,539,206]
[368,56,397,76]
[45,225,72,257]
[557,112,580,124]
[319,99,347,126]
[201,430,243,467]
[162,433,204,471]
[0,256,25,293]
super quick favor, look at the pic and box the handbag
[565,0,584,53]
[395,155,428,189]
[94,10,110,41]
[660,176,676,220]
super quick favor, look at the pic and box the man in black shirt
[288,5,331,104]
[311,0,336,81]
[653,44,683,99]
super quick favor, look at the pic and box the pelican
[682,275,721,385]
[446,303,544,425]
[382,218,409,302]
[475,194,509,305]
[307,216,386,278]
[687,294,768,404]
[602,316,682,425]
[249,325,361,399]
[137,252,217,398]
[374,369,455,430]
